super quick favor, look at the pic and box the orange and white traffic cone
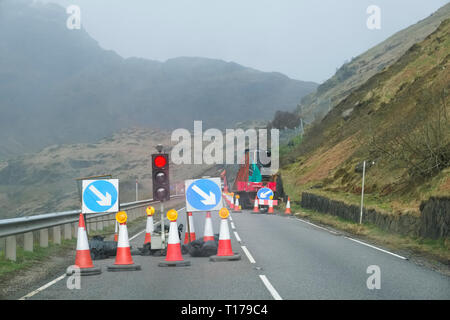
[285,197,292,215]
[230,195,235,210]
[210,208,241,262]
[203,211,215,242]
[158,209,191,267]
[113,220,118,242]
[67,213,101,276]
[184,212,196,244]
[107,211,141,271]
[268,198,274,214]
[144,206,155,244]
[253,196,259,213]
[234,196,242,212]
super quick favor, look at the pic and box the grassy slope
[298,3,450,123]
[282,19,450,216]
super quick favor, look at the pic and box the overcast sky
[43,0,448,83]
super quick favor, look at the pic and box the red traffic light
[154,155,167,168]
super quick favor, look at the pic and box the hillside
[0,127,216,219]
[0,0,317,160]
[296,3,450,123]
[281,19,450,215]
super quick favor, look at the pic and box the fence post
[24,232,34,252]
[53,226,61,245]
[64,223,72,240]
[6,235,16,261]
[40,229,49,248]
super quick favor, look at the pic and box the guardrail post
[53,226,61,245]
[6,235,16,261]
[96,217,102,231]
[64,223,72,240]
[40,229,48,248]
[73,222,78,238]
[24,232,33,252]
[90,218,97,232]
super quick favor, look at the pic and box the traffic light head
[152,153,170,201]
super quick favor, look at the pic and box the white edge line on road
[19,274,66,300]
[259,275,283,300]
[230,222,236,229]
[297,218,339,235]
[233,231,241,243]
[229,216,233,221]
[345,236,408,260]
[241,245,256,264]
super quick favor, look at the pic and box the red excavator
[221,149,284,210]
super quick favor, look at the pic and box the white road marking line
[19,274,66,300]
[230,222,236,229]
[229,216,233,221]
[259,275,283,300]
[129,229,146,241]
[241,245,256,264]
[345,237,408,260]
[233,231,241,243]
[297,218,339,235]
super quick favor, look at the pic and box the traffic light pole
[160,201,165,249]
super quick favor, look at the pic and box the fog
[37,0,450,82]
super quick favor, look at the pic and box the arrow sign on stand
[185,178,223,212]
[82,179,119,214]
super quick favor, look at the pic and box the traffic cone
[268,199,274,214]
[253,196,259,213]
[210,208,241,262]
[203,211,215,242]
[114,220,118,242]
[67,213,101,276]
[107,211,141,271]
[159,209,191,267]
[285,197,292,215]
[144,206,155,244]
[184,212,196,244]
[230,195,235,210]
[234,197,242,212]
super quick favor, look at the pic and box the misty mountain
[295,2,450,123]
[0,0,317,159]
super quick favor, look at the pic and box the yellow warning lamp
[236,195,240,199]
[116,211,127,224]
[269,195,273,200]
[167,209,178,221]
[219,207,229,219]
[146,206,155,216]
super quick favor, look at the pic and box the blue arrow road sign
[257,187,273,200]
[185,178,223,212]
[82,179,119,213]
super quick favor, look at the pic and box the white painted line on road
[259,275,283,300]
[229,216,233,221]
[345,237,408,260]
[230,222,236,230]
[129,229,146,241]
[233,231,241,243]
[297,218,339,235]
[19,274,66,300]
[241,246,256,264]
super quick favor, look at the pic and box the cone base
[107,264,141,272]
[210,253,241,262]
[158,260,191,267]
[67,266,101,276]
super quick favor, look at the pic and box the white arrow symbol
[261,190,272,198]
[89,185,112,206]
[192,184,216,205]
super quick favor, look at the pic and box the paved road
[22,206,449,300]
